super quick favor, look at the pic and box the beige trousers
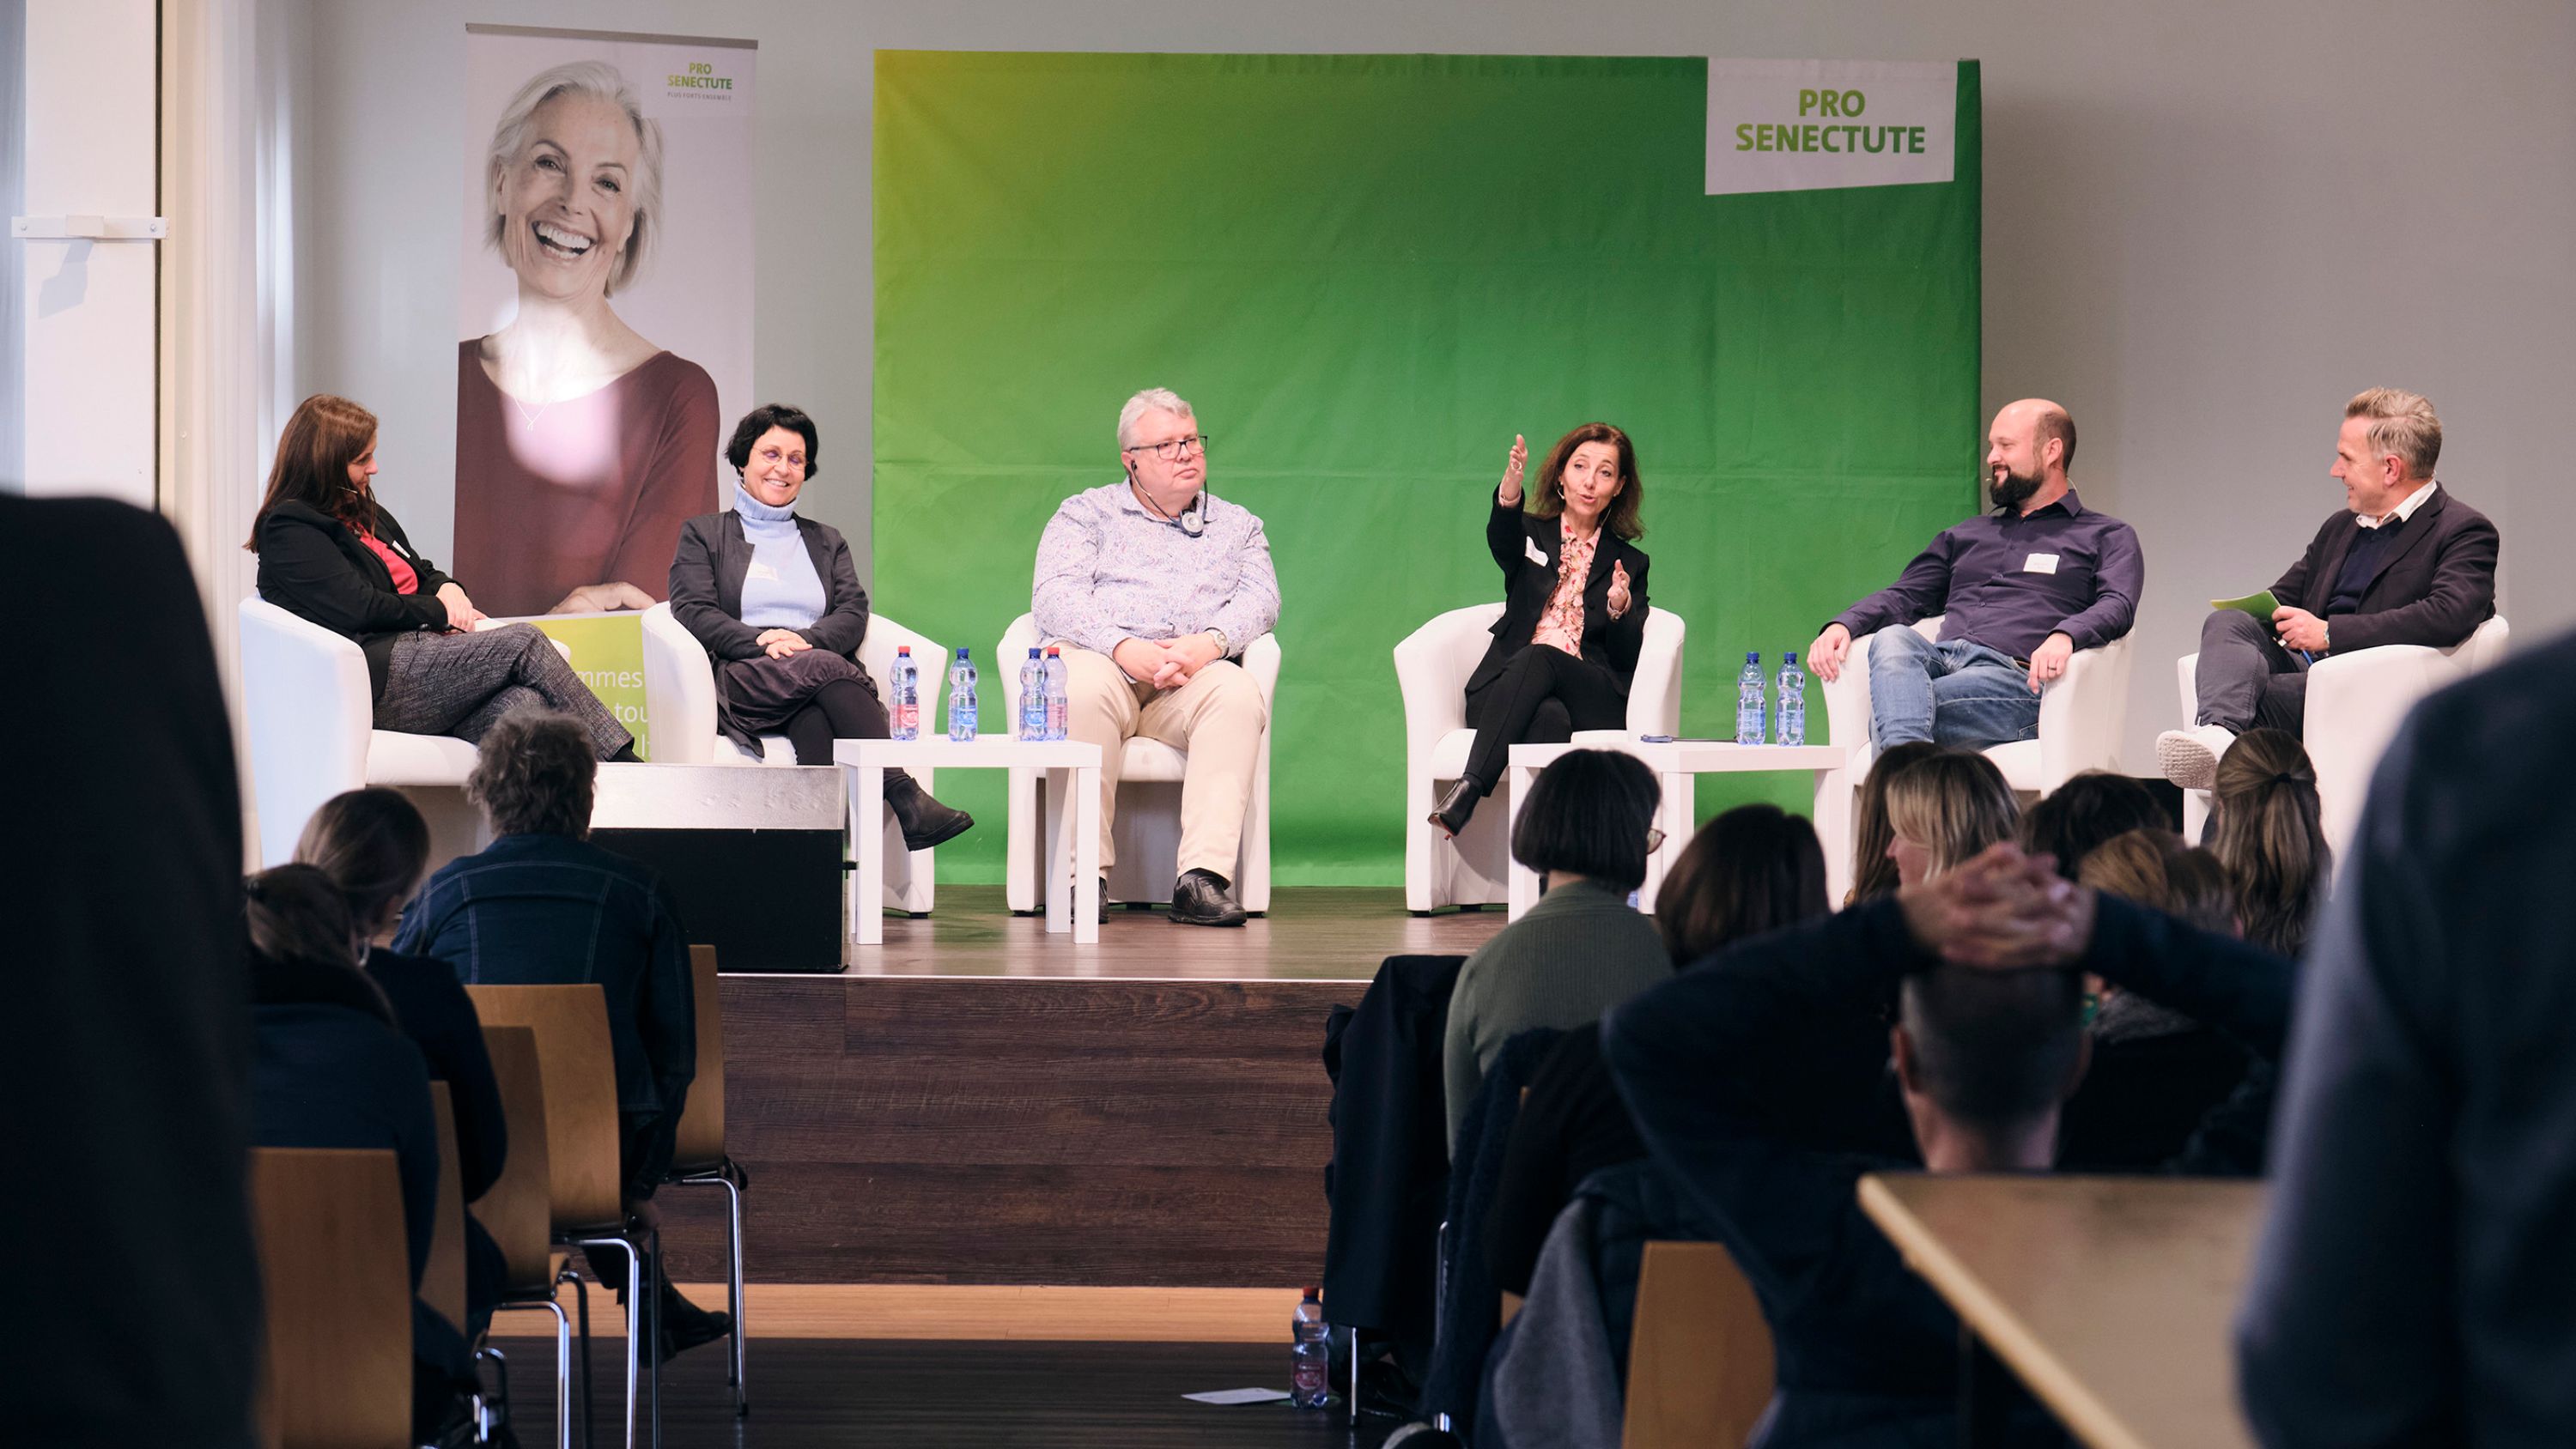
[1054,645,1267,881]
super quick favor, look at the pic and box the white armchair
[998,615,1282,915]
[1394,604,1686,913]
[2174,614,2508,854]
[639,601,943,914]
[240,596,484,867]
[1820,615,2134,795]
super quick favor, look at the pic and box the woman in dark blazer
[669,403,971,851]
[1431,422,1653,835]
[248,392,635,760]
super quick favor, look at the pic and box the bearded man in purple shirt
[1809,399,2144,753]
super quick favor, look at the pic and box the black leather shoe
[655,1290,732,1364]
[1429,778,1483,839]
[1169,868,1249,927]
[887,777,974,852]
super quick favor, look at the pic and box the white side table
[836,736,1103,946]
[1506,733,1854,919]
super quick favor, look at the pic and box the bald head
[1985,399,2077,512]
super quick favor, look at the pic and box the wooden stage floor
[793,885,1506,980]
[660,888,1503,1291]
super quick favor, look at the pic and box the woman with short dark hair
[666,403,970,851]
[1431,424,1653,837]
[1654,803,1832,963]
[1443,749,1669,1153]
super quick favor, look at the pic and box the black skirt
[715,648,875,756]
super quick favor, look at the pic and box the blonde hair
[1884,752,2020,882]
[2346,387,2441,481]
[2077,828,2237,937]
[485,61,664,298]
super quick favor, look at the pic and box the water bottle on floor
[1777,651,1806,747]
[947,646,978,742]
[1735,650,1767,745]
[889,646,920,741]
[1018,647,1047,741]
[1290,1287,1330,1409]
[1043,646,1069,741]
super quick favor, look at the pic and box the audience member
[1605,843,2291,1446]
[1882,749,2020,886]
[1442,749,1667,1155]
[245,864,478,1442]
[1808,399,2143,752]
[297,786,509,1339]
[6,495,261,1448]
[392,710,726,1358]
[2237,630,2575,1445]
[1483,804,1830,1296]
[2209,729,2331,958]
[2014,769,2174,879]
[1843,741,1947,905]
[2054,830,2257,1172]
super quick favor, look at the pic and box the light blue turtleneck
[733,482,828,631]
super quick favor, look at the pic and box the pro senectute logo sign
[1705,59,1957,196]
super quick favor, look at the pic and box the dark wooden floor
[661,888,1504,1287]
[822,885,1506,980]
[493,1337,1400,1449]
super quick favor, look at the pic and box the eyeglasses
[1121,433,1212,462]
[1644,827,1667,854]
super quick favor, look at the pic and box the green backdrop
[873,52,1981,884]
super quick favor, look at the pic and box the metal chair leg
[645,1225,663,1449]
[575,1236,642,1449]
[569,1267,594,1449]
[720,1173,747,1416]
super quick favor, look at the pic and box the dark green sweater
[1443,878,1671,1154]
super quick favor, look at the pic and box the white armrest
[1623,608,1686,735]
[240,597,374,865]
[2176,652,2200,728]
[1818,617,1942,779]
[2034,633,2133,790]
[639,603,719,765]
[1394,604,1504,773]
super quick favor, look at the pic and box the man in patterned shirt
[1032,387,1281,926]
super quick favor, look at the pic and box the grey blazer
[667,509,873,674]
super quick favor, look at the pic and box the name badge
[748,561,781,581]
[2023,552,2060,575]
[1524,537,1550,567]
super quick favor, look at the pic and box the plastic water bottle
[1777,651,1807,747]
[1290,1287,1330,1409]
[1018,647,1047,741]
[889,646,920,741]
[1735,650,1767,745]
[1042,646,1069,741]
[947,646,978,742]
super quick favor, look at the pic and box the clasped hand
[756,628,814,660]
[1115,634,1223,688]
[2270,604,2329,654]
[1898,842,2097,970]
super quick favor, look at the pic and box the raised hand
[1498,433,1528,505]
[1607,559,1633,620]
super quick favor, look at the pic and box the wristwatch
[1205,627,1232,658]
[2320,621,2330,652]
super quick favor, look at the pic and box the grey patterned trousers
[378,625,632,759]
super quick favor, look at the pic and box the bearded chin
[1990,470,2041,511]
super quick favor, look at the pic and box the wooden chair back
[670,943,726,1173]
[463,985,625,1235]
[473,1026,555,1293]
[422,1082,468,1331]
[1622,1240,1776,1449]
[250,1147,413,1449]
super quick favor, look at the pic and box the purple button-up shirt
[1832,490,2143,661]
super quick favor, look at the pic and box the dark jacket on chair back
[2269,485,2497,655]
[1467,494,1652,699]
[255,499,457,699]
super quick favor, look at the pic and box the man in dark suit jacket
[2157,387,2497,791]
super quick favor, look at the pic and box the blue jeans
[1866,626,2041,752]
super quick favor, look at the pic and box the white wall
[295,0,2576,769]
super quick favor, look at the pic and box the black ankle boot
[1429,778,1484,838]
[886,777,974,851]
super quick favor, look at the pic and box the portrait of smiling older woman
[454,60,721,618]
